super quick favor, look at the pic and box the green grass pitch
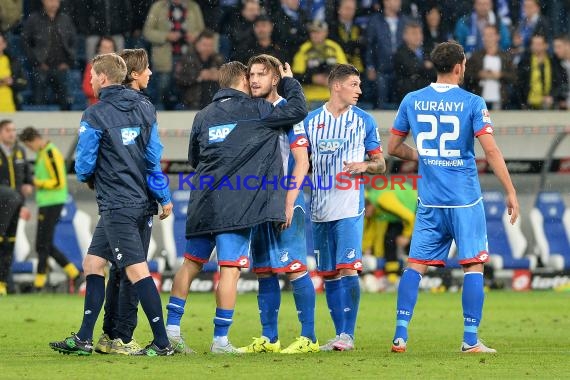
[1,291,568,379]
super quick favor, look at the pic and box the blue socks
[324,278,344,336]
[257,276,281,342]
[77,274,105,341]
[134,276,169,348]
[340,275,360,338]
[462,272,484,346]
[291,272,316,342]
[394,268,422,342]
[213,308,234,338]
[166,296,186,331]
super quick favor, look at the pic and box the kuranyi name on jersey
[414,100,464,112]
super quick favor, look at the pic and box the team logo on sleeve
[318,138,347,154]
[292,136,309,148]
[121,127,141,145]
[293,122,305,135]
[208,123,237,143]
[481,109,491,123]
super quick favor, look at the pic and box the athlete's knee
[323,273,341,281]
[183,258,203,272]
[82,253,107,276]
[125,262,151,283]
[219,265,241,281]
[287,270,307,281]
[405,262,428,275]
[338,268,358,277]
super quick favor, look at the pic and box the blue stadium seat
[53,196,92,272]
[483,191,535,270]
[161,189,217,272]
[530,192,570,270]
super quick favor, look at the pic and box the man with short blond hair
[50,53,174,356]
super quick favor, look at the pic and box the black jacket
[517,52,569,107]
[271,7,309,63]
[0,143,32,200]
[72,0,132,35]
[21,9,76,67]
[75,86,170,213]
[393,44,436,103]
[186,77,307,237]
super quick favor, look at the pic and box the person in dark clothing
[233,14,286,65]
[393,22,436,103]
[92,48,159,356]
[165,61,307,354]
[69,0,132,60]
[49,53,174,357]
[517,33,569,110]
[223,0,260,61]
[18,127,81,291]
[421,5,452,56]
[174,29,224,110]
[21,0,76,110]
[0,119,33,296]
[271,0,310,63]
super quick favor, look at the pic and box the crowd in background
[0,0,569,111]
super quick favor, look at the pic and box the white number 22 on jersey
[416,114,460,157]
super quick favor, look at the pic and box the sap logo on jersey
[121,127,141,145]
[209,123,237,143]
[318,138,346,154]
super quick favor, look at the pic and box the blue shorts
[313,213,364,276]
[88,208,153,269]
[184,228,252,268]
[409,200,489,267]
[251,206,307,274]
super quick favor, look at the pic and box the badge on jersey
[481,109,491,123]
[293,122,304,135]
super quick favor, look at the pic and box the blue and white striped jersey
[304,104,382,222]
[275,97,309,210]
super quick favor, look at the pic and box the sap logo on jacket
[121,127,141,145]
[209,123,237,143]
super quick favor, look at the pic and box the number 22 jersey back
[392,83,494,207]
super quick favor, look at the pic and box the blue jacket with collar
[75,85,170,213]
[186,77,307,236]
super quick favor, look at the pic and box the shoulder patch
[482,109,491,123]
[293,122,304,135]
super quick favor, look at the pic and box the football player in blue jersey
[304,63,386,351]
[237,54,318,354]
[388,41,519,353]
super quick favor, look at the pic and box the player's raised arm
[258,63,308,128]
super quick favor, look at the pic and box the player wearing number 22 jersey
[392,76,493,264]
[388,42,519,354]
